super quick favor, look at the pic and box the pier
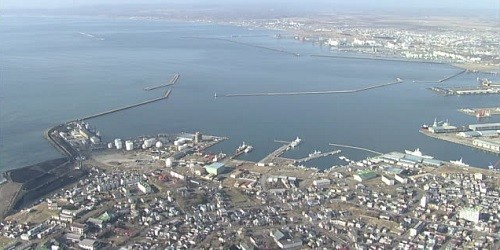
[259,139,298,164]
[80,89,172,120]
[329,143,382,155]
[293,150,341,163]
[412,70,466,83]
[184,36,300,57]
[144,73,180,91]
[223,78,403,97]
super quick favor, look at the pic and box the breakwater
[223,79,403,97]
[144,73,180,91]
[412,69,466,83]
[80,89,171,120]
[183,36,300,57]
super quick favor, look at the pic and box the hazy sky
[1,0,496,10]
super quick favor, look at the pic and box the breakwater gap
[220,78,403,98]
[182,36,300,57]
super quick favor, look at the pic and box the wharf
[80,89,172,120]
[458,107,500,117]
[420,130,500,154]
[144,73,180,91]
[259,140,296,164]
[223,78,403,97]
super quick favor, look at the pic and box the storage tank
[125,140,134,151]
[144,138,156,148]
[114,139,123,149]
[155,141,163,148]
[107,143,113,149]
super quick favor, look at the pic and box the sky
[1,0,496,11]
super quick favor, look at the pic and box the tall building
[194,132,203,144]
[420,196,427,208]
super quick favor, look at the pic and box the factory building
[312,179,331,189]
[428,125,463,134]
[205,162,225,176]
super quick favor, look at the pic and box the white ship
[290,137,302,148]
[404,148,434,159]
[450,158,469,167]
[309,150,322,158]
[236,142,248,153]
[244,145,253,153]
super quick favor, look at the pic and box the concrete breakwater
[183,36,300,57]
[223,79,403,97]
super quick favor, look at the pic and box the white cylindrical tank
[142,144,147,149]
[114,139,123,149]
[125,140,134,151]
[144,138,156,148]
[107,143,113,149]
[155,141,163,148]
[165,158,173,167]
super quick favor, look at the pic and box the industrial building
[205,162,226,175]
[428,125,464,134]
[469,123,500,131]
[353,170,377,182]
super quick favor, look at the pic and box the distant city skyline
[1,0,496,11]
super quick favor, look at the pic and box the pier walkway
[223,78,403,97]
[144,73,180,91]
[80,89,172,120]
[329,143,382,155]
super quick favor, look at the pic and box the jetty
[144,73,180,91]
[223,78,403,97]
[80,89,172,120]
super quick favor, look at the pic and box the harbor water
[1,15,499,171]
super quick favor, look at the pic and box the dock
[144,73,180,91]
[223,78,403,97]
[293,150,341,163]
[413,69,466,83]
[80,89,172,120]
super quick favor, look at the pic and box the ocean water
[1,15,499,171]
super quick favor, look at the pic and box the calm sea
[1,15,499,171]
